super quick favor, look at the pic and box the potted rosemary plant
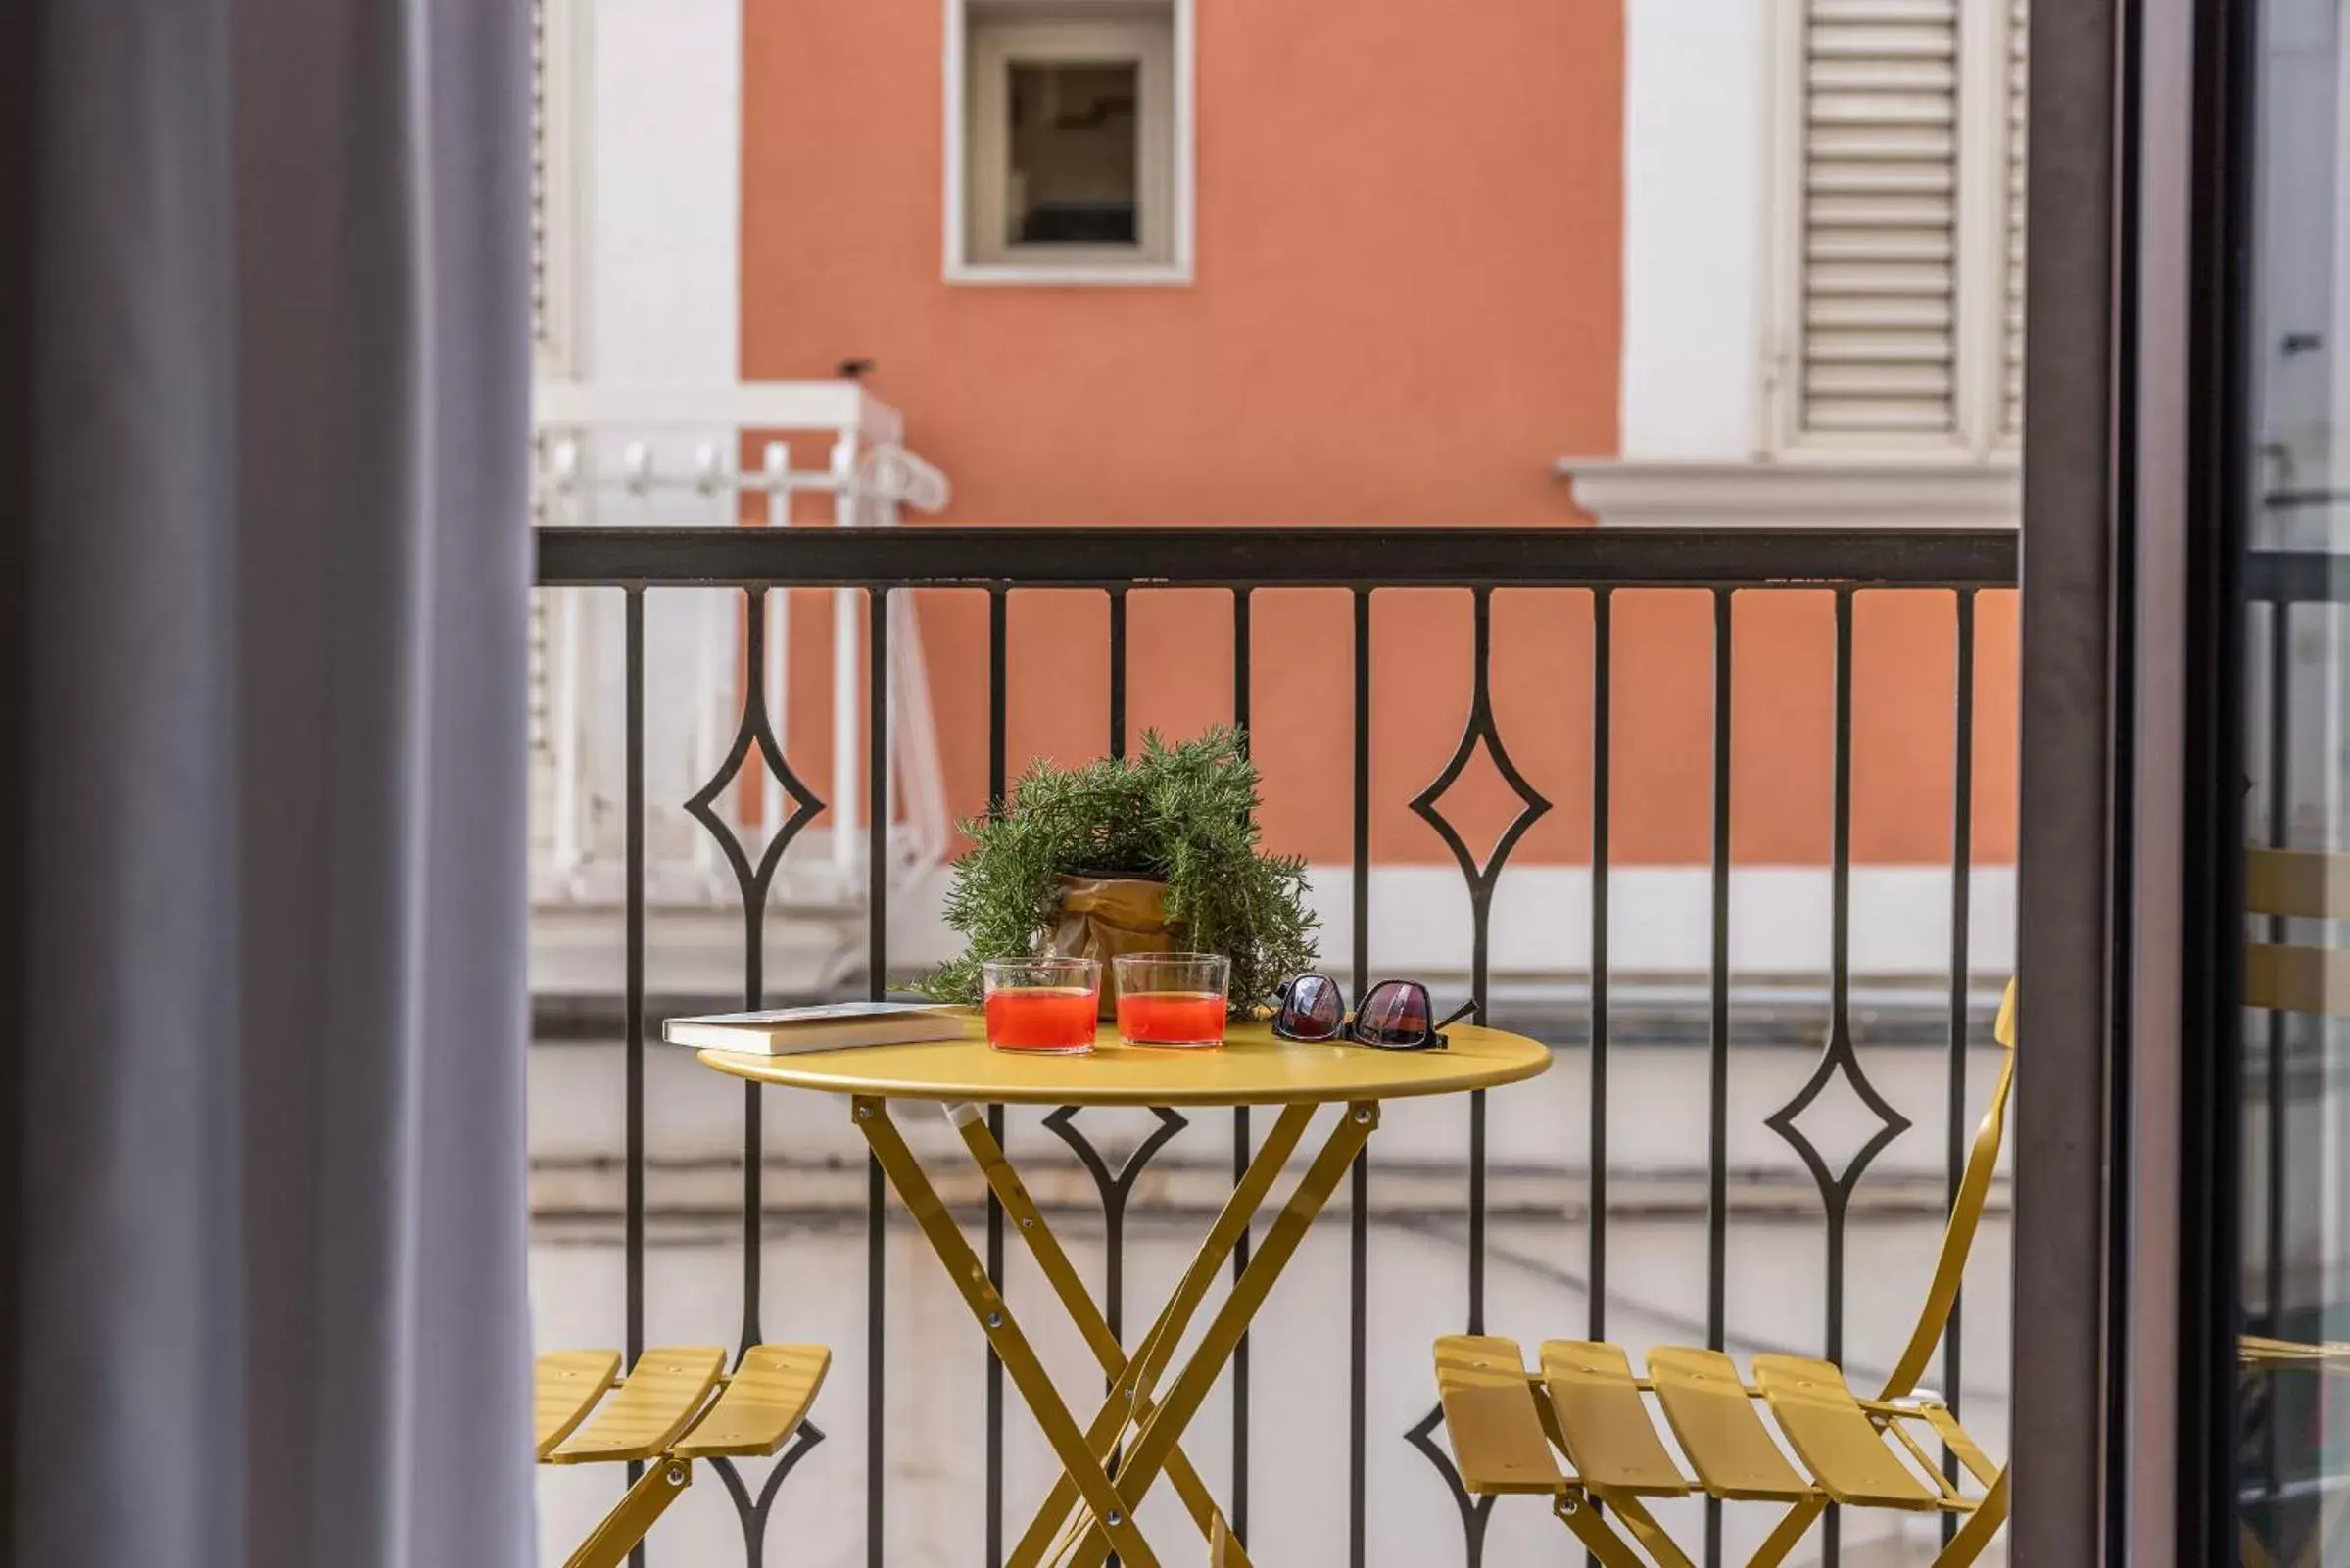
[921,726,1319,1017]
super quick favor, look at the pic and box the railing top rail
[532,378,905,442]
[534,525,2018,590]
[2246,550,2350,604]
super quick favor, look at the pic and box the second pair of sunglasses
[1271,974,1472,1050]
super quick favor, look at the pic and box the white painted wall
[548,0,748,880]
[584,0,742,384]
[1617,0,1770,460]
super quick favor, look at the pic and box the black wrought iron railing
[531,525,2021,1568]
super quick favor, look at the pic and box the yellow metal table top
[695,1017,1551,1106]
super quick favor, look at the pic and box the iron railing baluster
[741,591,768,1354]
[867,587,889,1568]
[1586,587,1613,1568]
[1825,588,1854,1568]
[1349,586,1371,1568]
[1109,587,1128,761]
[1705,587,1733,1568]
[985,583,1010,1568]
[2264,598,2289,1516]
[1230,585,1254,1547]
[625,586,647,1568]
[1942,588,1978,1542]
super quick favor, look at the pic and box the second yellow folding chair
[1431,983,2016,1567]
[534,1342,830,1568]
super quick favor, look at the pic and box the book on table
[661,1002,967,1055]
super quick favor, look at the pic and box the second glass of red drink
[1113,953,1230,1049]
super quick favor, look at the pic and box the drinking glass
[982,957,1100,1054]
[1112,953,1230,1049]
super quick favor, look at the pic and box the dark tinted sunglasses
[1271,974,1471,1051]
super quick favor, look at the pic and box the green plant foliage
[920,726,1319,1014]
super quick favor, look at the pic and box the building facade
[533,0,2028,988]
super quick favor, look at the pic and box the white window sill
[946,261,1193,288]
[1557,457,2020,530]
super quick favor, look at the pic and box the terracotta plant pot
[1041,874,1175,1019]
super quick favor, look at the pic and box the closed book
[662,1002,967,1055]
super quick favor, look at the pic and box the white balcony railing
[527,379,952,994]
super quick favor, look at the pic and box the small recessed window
[956,2,1185,280]
[1007,62,1139,247]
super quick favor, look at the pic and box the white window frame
[1759,0,2022,463]
[944,0,1194,286]
[533,0,592,378]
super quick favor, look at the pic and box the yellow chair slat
[672,1344,832,1458]
[1751,1356,1940,1510]
[534,1350,622,1460]
[1433,1336,1567,1495]
[1915,1404,2000,1489]
[1537,1342,1690,1497]
[2247,847,2350,919]
[1646,1348,1811,1502]
[549,1345,725,1465]
[2241,1334,2350,1373]
[2245,942,2350,1016]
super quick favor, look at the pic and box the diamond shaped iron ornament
[1763,1015,1913,1214]
[1409,590,1554,907]
[682,587,828,917]
[1404,1401,1496,1566]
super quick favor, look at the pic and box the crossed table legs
[853,1094,1380,1568]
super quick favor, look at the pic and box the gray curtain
[1,2,536,1565]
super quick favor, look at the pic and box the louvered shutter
[2000,0,2029,439]
[1799,0,1961,439]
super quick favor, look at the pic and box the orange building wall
[739,0,2018,870]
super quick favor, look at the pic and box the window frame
[1760,0,2024,461]
[532,0,591,376]
[944,0,1194,287]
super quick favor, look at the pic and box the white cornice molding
[1559,457,2021,530]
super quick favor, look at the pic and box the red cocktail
[1112,954,1230,1049]
[982,958,1100,1054]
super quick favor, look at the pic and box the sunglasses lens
[1278,974,1344,1039]
[1353,981,1433,1047]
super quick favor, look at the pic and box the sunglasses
[1271,974,1472,1051]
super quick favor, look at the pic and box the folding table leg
[1054,1102,1380,1568]
[855,1097,1165,1568]
[960,1101,1316,1568]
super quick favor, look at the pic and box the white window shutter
[2000,0,2029,440]
[1799,0,1962,439]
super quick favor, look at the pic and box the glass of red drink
[982,957,1101,1055]
[1112,953,1230,1049]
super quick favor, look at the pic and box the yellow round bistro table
[696,1017,1550,1568]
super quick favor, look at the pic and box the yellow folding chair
[2237,1336,2350,1568]
[1430,982,2015,1568]
[2237,846,2350,1568]
[534,1343,829,1568]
